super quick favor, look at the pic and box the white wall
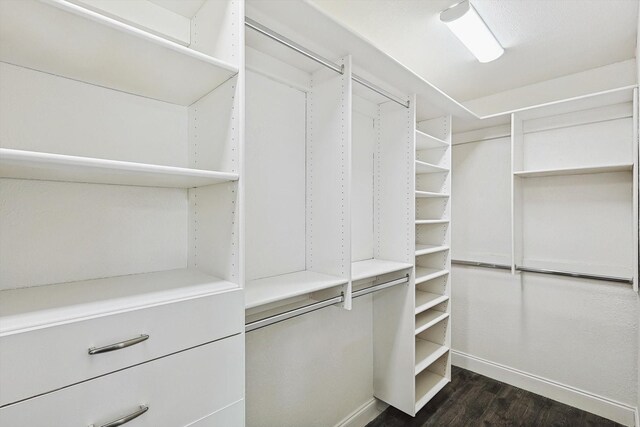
[246,296,375,427]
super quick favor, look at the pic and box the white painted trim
[452,350,636,427]
[334,398,387,427]
[634,407,639,427]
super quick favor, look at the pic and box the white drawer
[0,334,244,427]
[0,289,242,406]
[188,400,245,426]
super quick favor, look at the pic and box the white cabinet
[0,0,244,424]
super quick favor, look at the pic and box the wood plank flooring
[366,366,622,427]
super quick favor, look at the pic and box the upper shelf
[416,131,449,150]
[0,268,238,335]
[415,191,450,199]
[416,160,449,175]
[0,149,238,188]
[0,0,239,106]
[245,270,348,309]
[514,163,634,178]
[351,258,413,282]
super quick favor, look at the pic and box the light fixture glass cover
[440,0,504,63]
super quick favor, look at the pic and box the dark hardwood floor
[366,366,622,427]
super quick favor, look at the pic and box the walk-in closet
[0,0,639,426]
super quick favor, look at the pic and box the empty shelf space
[0,269,238,335]
[415,339,449,375]
[415,371,449,413]
[416,160,449,174]
[415,291,449,315]
[416,219,449,225]
[416,130,448,150]
[415,267,449,285]
[351,259,413,282]
[0,0,238,106]
[245,271,348,309]
[415,245,449,256]
[0,149,238,188]
[415,310,449,335]
[513,163,634,178]
[415,191,450,198]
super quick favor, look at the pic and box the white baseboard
[334,398,387,427]
[452,350,636,427]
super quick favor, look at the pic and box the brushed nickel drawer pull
[88,334,149,355]
[90,405,149,427]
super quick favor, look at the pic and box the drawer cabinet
[0,334,244,427]
[0,289,243,406]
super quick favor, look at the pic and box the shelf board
[245,270,348,309]
[0,149,238,188]
[415,245,449,257]
[0,0,239,106]
[415,371,449,413]
[415,219,449,225]
[416,130,448,150]
[415,160,449,175]
[415,339,449,375]
[415,291,449,315]
[415,267,449,285]
[514,163,634,178]
[415,310,449,335]
[0,269,238,335]
[351,258,413,282]
[415,191,450,199]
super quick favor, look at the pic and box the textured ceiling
[309,0,638,101]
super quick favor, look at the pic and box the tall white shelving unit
[0,0,245,424]
[412,117,452,414]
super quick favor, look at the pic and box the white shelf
[416,130,448,150]
[415,219,449,225]
[0,149,238,188]
[514,163,634,178]
[415,310,449,335]
[415,160,449,175]
[415,339,449,375]
[415,291,449,315]
[0,0,239,106]
[415,191,450,198]
[0,269,238,335]
[415,267,449,285]
[415,371,449,413]
[351,259,413,282]
[245,271,348,309]
[415,245,449,257]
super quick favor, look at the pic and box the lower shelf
[0,268,238,335]
[351,258,413,282]
[415,245,449,256]
[245,270,347,309]
[415,339,449,375]
[415,371,449,413]
[415,310,449,335]
[415,291,449,315]
[415,267,448,285]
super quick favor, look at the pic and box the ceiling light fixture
[440,0,504,63]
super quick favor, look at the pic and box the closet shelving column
[0,0,244,422]
[511,87,638,290]
[412,116,452,414]
[243,23,352,318]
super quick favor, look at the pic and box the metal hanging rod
[245,293,344,333]
[245,273,410,332]
[451,259,511,270]
[451,259,632,285]
[245,17,410,109]
[352,274,410,298]
[515,266,633,285]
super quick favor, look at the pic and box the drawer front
[0,334,244,426]
[0,289,242,406]
[188,400,245,426]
